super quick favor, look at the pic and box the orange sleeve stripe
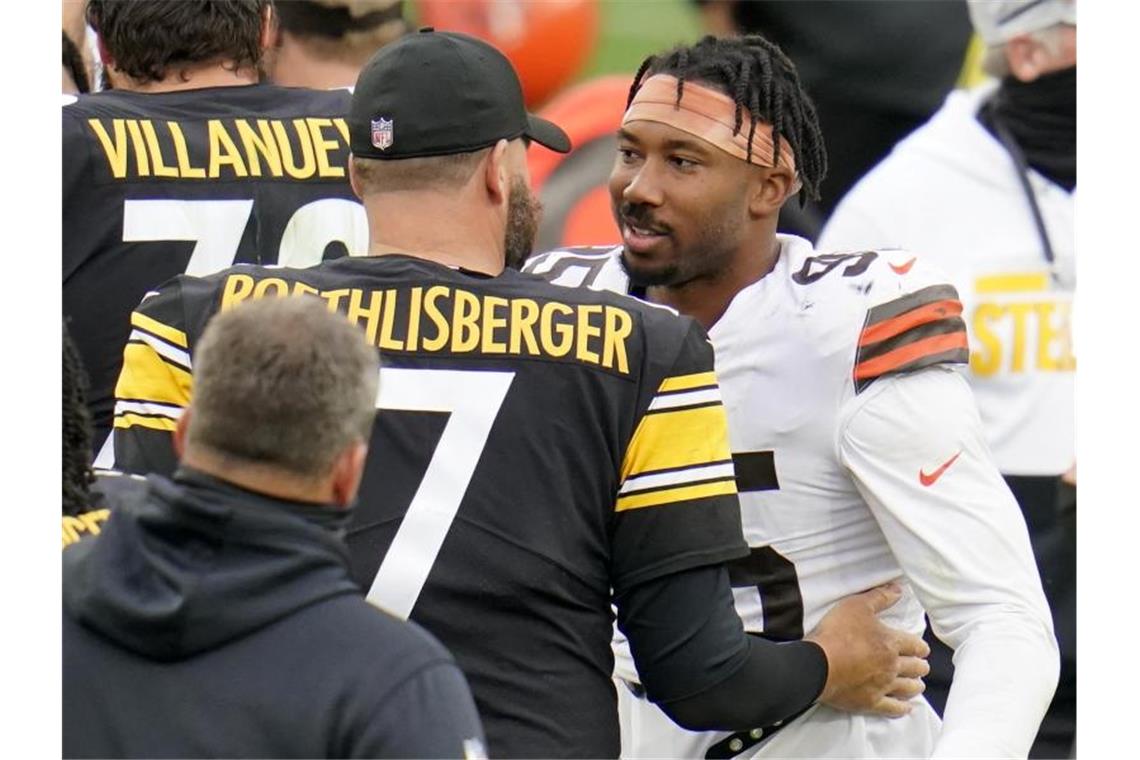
[854,331,969,380]
[858,299,963,347]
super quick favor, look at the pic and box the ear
[1005,35,1045,82]
[483,139,511,206]
[747,164,797,218]
[348,156,364,200]
[173,409,192,460]
[329,440,369,508]
[260,3,277,52]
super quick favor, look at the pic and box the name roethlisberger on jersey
[81,116,351,182]
[221,273,635,374]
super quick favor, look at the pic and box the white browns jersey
[524,235,1058,758]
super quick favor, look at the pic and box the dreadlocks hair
[627,34,828,205]
[63,325,95,517]
[62,31,91,94]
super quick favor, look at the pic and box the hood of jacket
[63,468,361,661]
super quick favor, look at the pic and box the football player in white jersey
[525,34,1059,759]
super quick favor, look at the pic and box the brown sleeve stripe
[858,299,963,347]
[857,315,966,365]
[864,284,961,326]
[854,331,969,387]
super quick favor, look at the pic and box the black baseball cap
[349,28,571,160]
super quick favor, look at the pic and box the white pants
[617,679,941,759]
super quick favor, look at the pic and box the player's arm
[613,319,927,728]
[112,281,193,477]
[838,367,1060,757]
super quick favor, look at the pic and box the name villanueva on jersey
[84,116,352,181]
[221,274,637,374]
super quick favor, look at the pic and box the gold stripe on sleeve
[131,311,189,348]
[113,413,178,432]
[657,371,717,393]
[115,342,193,408]
[620,403,733,491]
[616,479,737,512]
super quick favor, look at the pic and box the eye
[668,155,699,170]
[617,147,640,164]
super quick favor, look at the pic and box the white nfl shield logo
[371,117,393,150]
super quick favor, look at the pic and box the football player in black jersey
[65,0,368,458]
[111,30,930,758]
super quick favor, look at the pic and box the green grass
[583,0,703,78]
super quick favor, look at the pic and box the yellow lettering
[333,118,350,145]
[221,274,255,310]
[87,119,129,179]
[540,301,574,357]
[291,281,319,298]
[1034,302,1061,371]
[602,307,633,373]
[575,305,603,364]
[140,120,178,177]
[167,122,205,178]
[307,118,344,178]
[378,289,406,350]
[208,120,249,178]
[1008,302,1032,373]
[236,119,283,177]
[510,298,540,355]
[406,287,423,351]
[62,517,82,548]
[253,277,289,298]
[481,296,509,353]
[273,118,316,179]
[125,119,151,176]
[323,288,351,312]
[347,288,383,345]
[970,303,1004,377]
[1055,302,1076,371]
[421,286,451,351]
[452,290,481,352]
[79,511,106,536]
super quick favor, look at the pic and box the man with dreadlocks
[526,34,1059,758]
[62,326,145,548]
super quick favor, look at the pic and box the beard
[616,200,740,289]
[503,175,543,271]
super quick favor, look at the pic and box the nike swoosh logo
[890,257,916,275]
[919,451,961,486]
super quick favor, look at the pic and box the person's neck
[365,194,506,275]
[271,41,359,90]
[646,229,780,331]
[181,448,337,506]
[115,63,259,94]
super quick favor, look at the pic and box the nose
[622,161,664,208]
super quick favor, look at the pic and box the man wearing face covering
[820,2,1076,756]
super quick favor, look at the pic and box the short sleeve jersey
[111,254,747,758]
[63,85,366,451]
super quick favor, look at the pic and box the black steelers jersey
[112,254,747,758]
[61,470,148,549]
[63,84,364,454]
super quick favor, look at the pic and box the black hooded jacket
[62,469,485,759]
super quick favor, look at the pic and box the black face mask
[979,65,1076,191]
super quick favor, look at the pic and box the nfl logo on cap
[371,117,393,150]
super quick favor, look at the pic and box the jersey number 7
[365,368,515,620]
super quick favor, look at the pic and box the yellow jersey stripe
[974,272,1049,294]
[616,479,737,512]
[113,412,178,432]
[131,311,188,348]
[657,371,717,394]
[115,342,193,408]
[621,402,732,484]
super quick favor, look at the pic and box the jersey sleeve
[113,281,193,477]
[853,274,969,393]
[837,367,1059,758]
[610,320,748,596]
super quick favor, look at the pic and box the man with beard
[65,0,368,464]
[820,3,1077,755]
[526,33,1057,758]
[112,29,933,758]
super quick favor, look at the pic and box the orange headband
[623,74,799,181]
